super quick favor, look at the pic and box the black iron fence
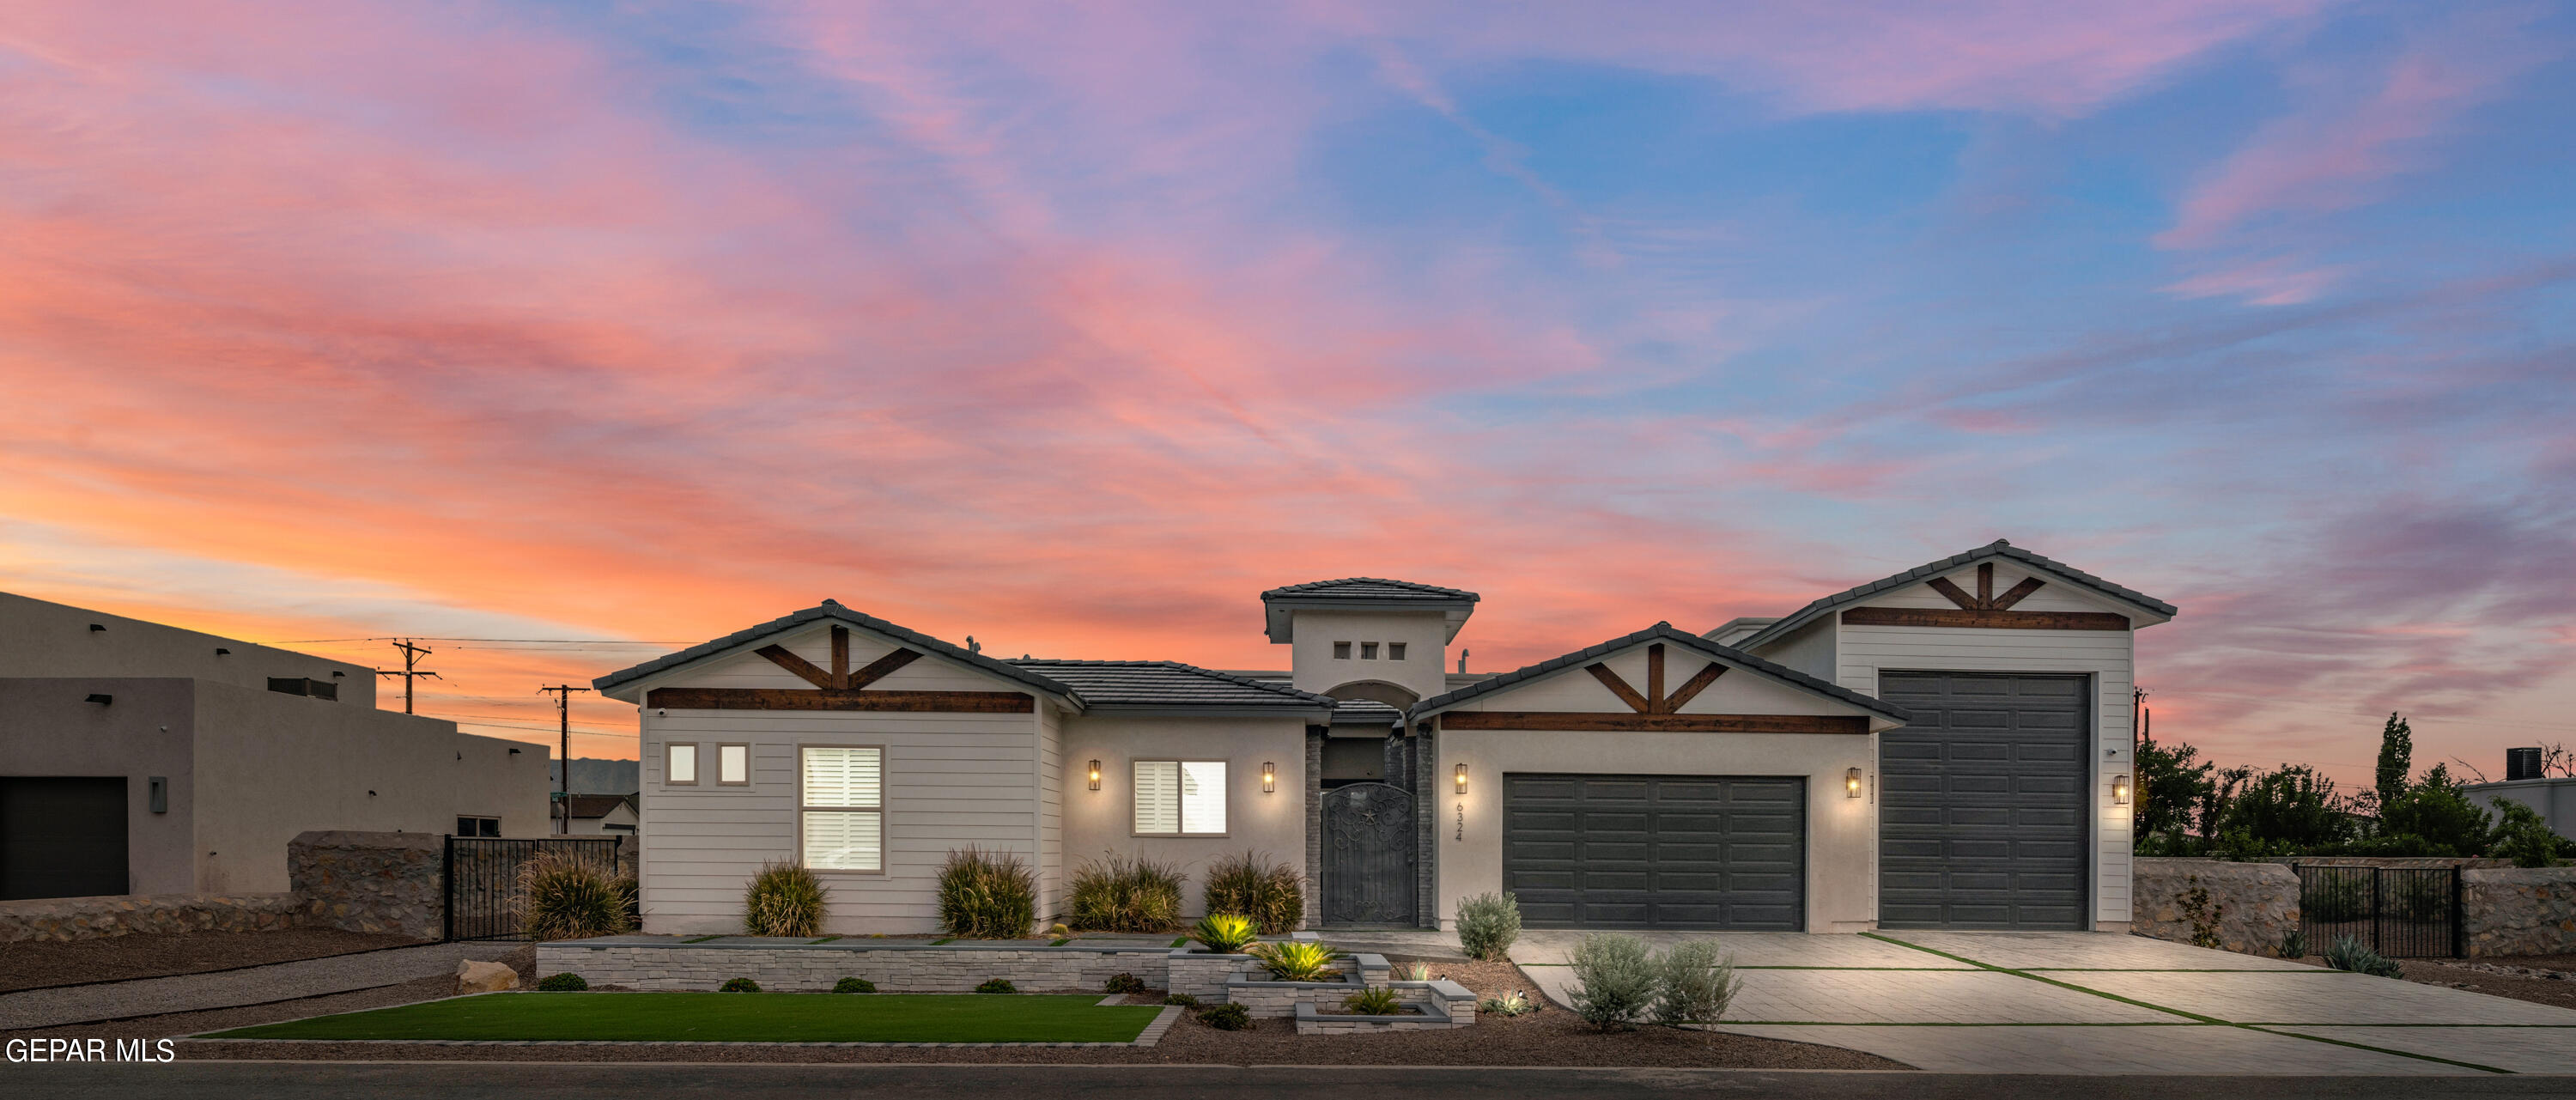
[444,836,624,941]
[2293,864,2462,958]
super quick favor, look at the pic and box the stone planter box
[1292,980,1475,1033]
[1220,953,1393,1018]
[538,936,1183,993]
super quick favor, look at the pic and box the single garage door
[1877,672,2087,929]
[0,777,130,901]
[1504,774,1804,930]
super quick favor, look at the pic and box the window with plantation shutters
[1132,760,1226,836]
[801,746,883,872]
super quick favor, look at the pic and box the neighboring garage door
[1504,774,1804,930]
[1877,672,2087,929]
[0,777,130,901]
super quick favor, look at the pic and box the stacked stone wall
[2131,858,2298,956]
[0,893,301,944]
[289,830,444,939]
[2464,867,2576,957]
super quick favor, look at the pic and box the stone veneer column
[1303,726,1324,929]
[1414,725,1438,929]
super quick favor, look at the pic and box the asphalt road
[11,1063,2576,1099]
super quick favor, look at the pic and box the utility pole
[539,684,592,835]
[376,639,440,714]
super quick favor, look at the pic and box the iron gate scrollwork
[1323,781,1417,925]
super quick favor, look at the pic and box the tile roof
[1329,698,1405,725]
[1006,659,1334,715]
[1736,539,2177,649]
[1259,578,1479,604]
[1412,622,1912,724]
[591,601,1076,700]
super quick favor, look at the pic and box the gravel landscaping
[0,928,423,993]
[2397,957,2576,1012]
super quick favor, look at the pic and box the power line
[282,635,692,645]
[539,684,593,834]
[374,639,440,715]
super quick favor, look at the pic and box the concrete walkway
[1504,929,2576,1075]
[0,940,511,1030]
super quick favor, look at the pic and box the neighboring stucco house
[598,539,2172,935]
[0,592,553,899]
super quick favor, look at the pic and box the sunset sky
[3,1,2570,788]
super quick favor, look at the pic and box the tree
[2134,732,2216,847]
[2373,763,2494,856]
[2215,764,2350,856]
[2492,800,2567,868]
[2372,712,2413,814]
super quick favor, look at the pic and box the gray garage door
[1,777,129,901]
[1877,672,2087,929]
[1504,774,1804,930]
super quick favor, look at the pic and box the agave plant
[1343,987,1403,1015]
[1190,914,1259,954]
[1249,940,1344,981]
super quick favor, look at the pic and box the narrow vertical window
[801,747,883,872]
[718,744,750,786]
[666,743,698,786]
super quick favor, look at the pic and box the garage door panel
[1,777,130,902]
[1878,672,2088,931]
[1503,774,1804,931]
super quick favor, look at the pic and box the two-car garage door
[1503,774,1804,930]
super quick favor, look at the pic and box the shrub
[743,861,828,938]
[1567,933,1657,1031]
[1343,988,1403,1015]
[1162,993,1200,1008]
[937,846,1036,939]
[1652,939,1742,1026]
[1049,922,1073,938]
[1105,972,1147,995]
[537,972,588,992]
[834,976,876,994]
[1202,851,1304,934]
[1188,914,1259,954]
[1248,940,1343,981]
[1066,855,1187,933]
[1199,1002,1252,1030]
[2279,928,2308,959]
[2494,801,2562,868]
[1480,989,1534,1017]
[1455,892,1522,961]
[1394,961,1433,982]
[519,852,635,941]
[975,978,1017,994]
[720,977,761,993]
[2322,935,2401,978]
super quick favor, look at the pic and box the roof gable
[592,601,1075,703]
[1735,540,2175,650]
[1413,623,1911,726]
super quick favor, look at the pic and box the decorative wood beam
[1585,663,1653,714]
[1662,661,1728,712]
[1977,562,1995,606]
[1925,576,1980,611]
[755,645,834,689]
[1645,644,1667,714]
[1441,711,1868,734]
[829,626,851,688]
[1841,606,2129,631]
[646,687,1032,713]
[1990,577,2046,611]
[845,647,923,690]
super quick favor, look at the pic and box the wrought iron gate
[1322,782,1417,925]
[2293,864,2462,958]
[444,836,623,940]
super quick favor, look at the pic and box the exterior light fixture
[2112,774,2132,805]
[1454,763,1469,795]
[1088,760,1102,791]
[1261,762,1276,793]
[1845,768,1862,798]
[85,693,113,706]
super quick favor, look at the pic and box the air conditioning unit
[2506,746,2543,781]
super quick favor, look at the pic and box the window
[717,744,750,786]
[266,677,337,701]
[666,742,698,786]
[1360,642,1379,659]
[455,816,500,837]
[1133,760,1227,836]
[1388,642,1406,661]
[1333,641,1352,659]
[802,747,883,872]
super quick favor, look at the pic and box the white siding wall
[634,624,1044,935]
[1822,562,2148,931]
[1037,702,1066,923]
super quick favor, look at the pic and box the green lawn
[204,993,1162,1043]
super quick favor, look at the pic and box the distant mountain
[549,757,640,795]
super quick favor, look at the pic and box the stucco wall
[2131,858,2298,955]
[1059,714,1309,921]
[1,590,377,707]
[2469,779,2576,841]
[1285,609,1451,703]
[0,678,198,895]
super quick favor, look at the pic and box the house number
[1455,802,1464,841]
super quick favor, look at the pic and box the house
[0,591,554,899]
[554,793,641,836]
[595,539,2172,935]
[2467,747,2576,841]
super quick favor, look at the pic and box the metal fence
[443,836,624,941]
[2293,864,2462,958]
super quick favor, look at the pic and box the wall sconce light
[1261,762,1276,793]
[2112,774,2132,805]
[1454,763,1469,795]
[215,647,231,655]
[1845,768,1863,798]
[1088,760,1102,791]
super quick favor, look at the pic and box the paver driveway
[1508,930,2576,1075]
